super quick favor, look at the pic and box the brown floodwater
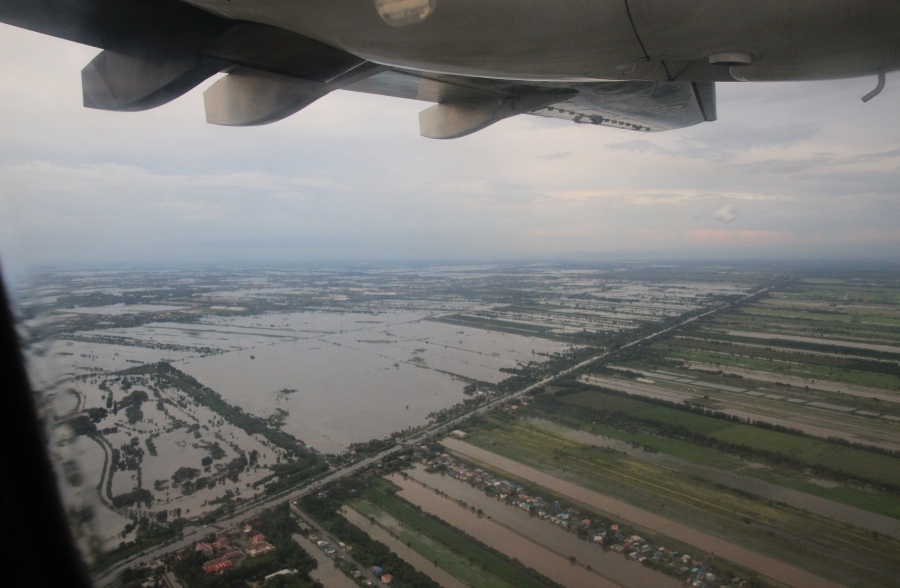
[396,466,682,588]
[391,473,625,588]
[442,438,847,588]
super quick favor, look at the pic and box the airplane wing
[346,69,716,136]
[0,0,715,138]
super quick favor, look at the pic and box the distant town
[19,263,900,587]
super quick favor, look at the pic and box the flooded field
[396,465,681,588]
[13,264,772,569]
[442,438,845,588]
[176,337,468,453]
[390,473,621,588]
[341,507,467,588]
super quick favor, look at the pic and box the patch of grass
[746,468,900,519]
[633,406,735,434]
[709,425,823,455]
[557,390,651,413]
[530,410,746,470]
[818,448,900,487]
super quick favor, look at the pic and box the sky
[1,21,899,279]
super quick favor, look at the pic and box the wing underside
[0,0,716,137]
[347,69,717,134]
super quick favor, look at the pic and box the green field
[559,387,900,488]
[463,415,900,588]
[663,344,900,391]
[709,425,827,456]
[359,480,553,588]
[556,390,653,414]
[635,405,734,434]
[529,407,900,519]
[351,499,516,588]
[701,281,900,345]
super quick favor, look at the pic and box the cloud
[537,151,571,160]
[1,23,900,275]
[712,205,737,223]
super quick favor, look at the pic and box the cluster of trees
[495,346,598,394]
[111,488,153,509]
[150,363,315,458]
[118,389,149,424]
[252,456,329,496]
[115,437,145,472]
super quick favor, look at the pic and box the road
[290,506,386,587]
[94,282,777,586]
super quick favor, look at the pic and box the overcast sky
[1,22,898,279]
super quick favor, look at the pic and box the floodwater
[177,337,467,453]
[389,473,622,588]
[65,304,187,315]
[342,507,468,588]
[170,310,570,453]
[52,339,195,375]
[292,534,359,588]
[397,466,681,588]
[442,439,845,588]
[48,306,575,455]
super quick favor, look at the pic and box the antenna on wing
[861,71,886,103]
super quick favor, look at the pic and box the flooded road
[442,438,847,588]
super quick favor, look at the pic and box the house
[195,542,213,555]
[250,533,266,544]
[202,557,232,574]
[264,569,296,582]
[244,541,275,557]
[381,574,393,584]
